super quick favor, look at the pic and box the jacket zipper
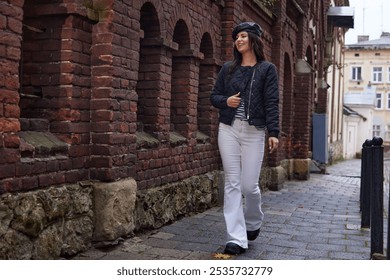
[247,68,256,120]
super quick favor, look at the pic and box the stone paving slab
[73,159,389,260]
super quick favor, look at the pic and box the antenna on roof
[362,0,366,35]
[381,0,383,33]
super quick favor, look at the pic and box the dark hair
[228,32,266,75]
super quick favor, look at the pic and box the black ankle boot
[224,242,246,255]
[247,228,260,241]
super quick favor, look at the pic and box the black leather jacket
[210,61,280,138]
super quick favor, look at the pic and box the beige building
[326,24,349,164]
[313,3,354,167]
[343,32,390,158]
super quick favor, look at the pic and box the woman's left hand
[268,137,279,153]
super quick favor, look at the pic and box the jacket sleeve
[263,63,280,138]
[210,62,230,109]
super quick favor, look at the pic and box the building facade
[343,32,390,158]
[0,0,349,259]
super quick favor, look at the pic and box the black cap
[232,22,263,40]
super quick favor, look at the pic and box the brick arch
[304,44,315,103]
[140,2,161,38]
[196,19,217,57]
[135,1,165,137]
[303,30,315,59]
[305,45,314,67]
[134,0,166,38]
[166,4,195,49]
[197,32,218,139]
[133,0,162,12]
[281,52,294,158]
[200,32,214,59]
[305,44,315,155]
[293,41,316,160]
[173,19,191,50]
[170,19,191,137]
[169,7,196,138]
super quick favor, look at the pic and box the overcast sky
[345,0,390,44]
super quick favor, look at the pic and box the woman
[210,22,280,255]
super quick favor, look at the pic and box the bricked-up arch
[171,19,193,139]
[305,44,317,103]
[19,9,70,118]
[305,46,314,68]
[293,56,315,163]
[19,13,92,130]
[136,3,161,136]
[17,1,92,184]
[139,2,160,39]
[305,45,315,154]
[281,53,294,158]
[197,32,215,140]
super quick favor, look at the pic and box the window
[387,93,390,109]
[376,93,382,109]
[373,125,381,137]
[372,67,383,83]
[386,125,390,140]
[351,66,362,81]
[388,67,390,82]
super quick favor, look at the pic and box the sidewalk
[73,159,389,260]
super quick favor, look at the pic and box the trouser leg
[218,122,247,248]
[240,123,265,231]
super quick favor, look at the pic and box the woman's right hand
[227,92,241,108]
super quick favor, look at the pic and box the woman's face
[234,31,251,54]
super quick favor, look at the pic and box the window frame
[373,124,381,137]
[376,93,382,109]
[372,66,383,83]
[388,66,390,83]
[351,66,362,81]
[387,93,390,110]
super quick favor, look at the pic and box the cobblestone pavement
[73,159,389,260]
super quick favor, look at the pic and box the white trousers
[218,119,265,248]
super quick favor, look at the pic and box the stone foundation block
[134,171,220,231]
[92,179,137,242]
[267,166,287,191]
[293,159,311,180]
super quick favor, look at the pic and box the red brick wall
[0,0,23,192]
[0,0,333,194]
